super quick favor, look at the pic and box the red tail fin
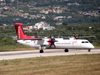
[14,23,37,40]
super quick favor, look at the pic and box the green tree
[5,0,11,3]
[62,22,68,26]
[1,37,12,45]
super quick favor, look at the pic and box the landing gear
[39,45,44,53]
[64,49,69,52]
[39,50,44,53]
[88,49,91,52]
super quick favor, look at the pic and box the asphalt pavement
[0,48,100,60]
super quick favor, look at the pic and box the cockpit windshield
[81,41,89,43]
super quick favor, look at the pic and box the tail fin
[14,23,37,40]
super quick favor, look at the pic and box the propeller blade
[47,38,58,48]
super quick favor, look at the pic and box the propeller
[47,36,58,48]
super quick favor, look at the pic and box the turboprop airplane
[14,23,94,53]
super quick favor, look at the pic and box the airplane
[14,23,94,53]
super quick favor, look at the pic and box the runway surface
[0,48,100,60]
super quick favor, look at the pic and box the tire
[88,49,91,52]
[40,50,44,53]
[64,49,69,52]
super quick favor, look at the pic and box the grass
[0,54,100,75]
[0,45,37,51]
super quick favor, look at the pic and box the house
[0,24,8,28]
[23,26,33,32]
[43,26,55,30]
[11,0,15,2]
[37,14,41,18]
[47,9,53,13]
[30,15,37,19]
[4,6,9,10]
[25,13,29,16]
[67,16,72,18]
[0,26,4,28]
[54,16,66,20]
[0,0,5,1]
[34,21,55,30]
[41,16,46,19]
[56,10,63,13]
[55,22,62,25]
[67,2,80,6]
[23,26,28,30]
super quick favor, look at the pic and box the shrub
[1,37,12,45]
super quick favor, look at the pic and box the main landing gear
[40,50,44,53]
[88,49,91,52]
[39,45,44,53]
[64,49,69,52]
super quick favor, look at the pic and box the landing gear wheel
[40,50,44,53]
[88,49,91,52]
[64,49,69,52]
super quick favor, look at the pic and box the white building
[34,21,55,30]
[43,26,55,30]
[11,0,15,2]
[23,26,33,32]
[54,16,66,20]
[67,16,72,18]
[0,0,5,1]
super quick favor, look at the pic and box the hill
[0,0,99,25]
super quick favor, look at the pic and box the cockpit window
[82,41,89,43]
[85,41,89,43]
[82,41,84,43]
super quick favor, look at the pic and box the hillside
[0,0,100,25]
[0,0,100,48]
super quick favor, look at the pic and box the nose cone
[83,43,94,49]
[89,44,94,49]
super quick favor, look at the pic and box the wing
[76,36,96,39]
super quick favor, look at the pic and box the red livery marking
[74,38,76,40]
[48,39,51,45]
[72,41,77,44]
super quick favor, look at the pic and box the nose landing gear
[88,49,91,52]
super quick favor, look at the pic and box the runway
[0,48,100,60]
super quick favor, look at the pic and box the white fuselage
[17,38,94,49]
